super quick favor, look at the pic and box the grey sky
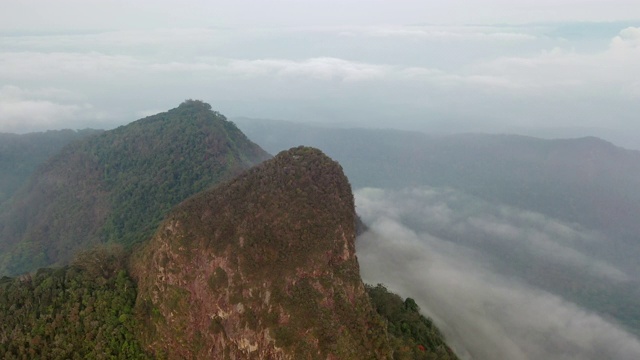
[1,1,639,146]
[2,1,638,30]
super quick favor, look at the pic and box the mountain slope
[0,100,270,276]
[0,246,149,359]
[0,129,101,207]
[132,146,391,359]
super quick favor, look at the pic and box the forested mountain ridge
[0,144,457,359]
[0,100,270,276]
[131,146,457,359]
[0,129,102,207]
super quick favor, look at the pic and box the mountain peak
[177,99,212,111]
[0,104,269,276]
[132,146,390,359]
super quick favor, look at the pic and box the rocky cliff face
[132,146,391,359]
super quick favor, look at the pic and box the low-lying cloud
[0,85,104,133]
[355,186,640,360]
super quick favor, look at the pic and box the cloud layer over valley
[355,187,640,360]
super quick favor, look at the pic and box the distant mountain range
[4,106,638,358]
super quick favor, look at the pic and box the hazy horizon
[1,1,639,147]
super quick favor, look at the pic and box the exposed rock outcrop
[132,146,391,359]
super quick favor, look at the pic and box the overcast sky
[1,1,639,146]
